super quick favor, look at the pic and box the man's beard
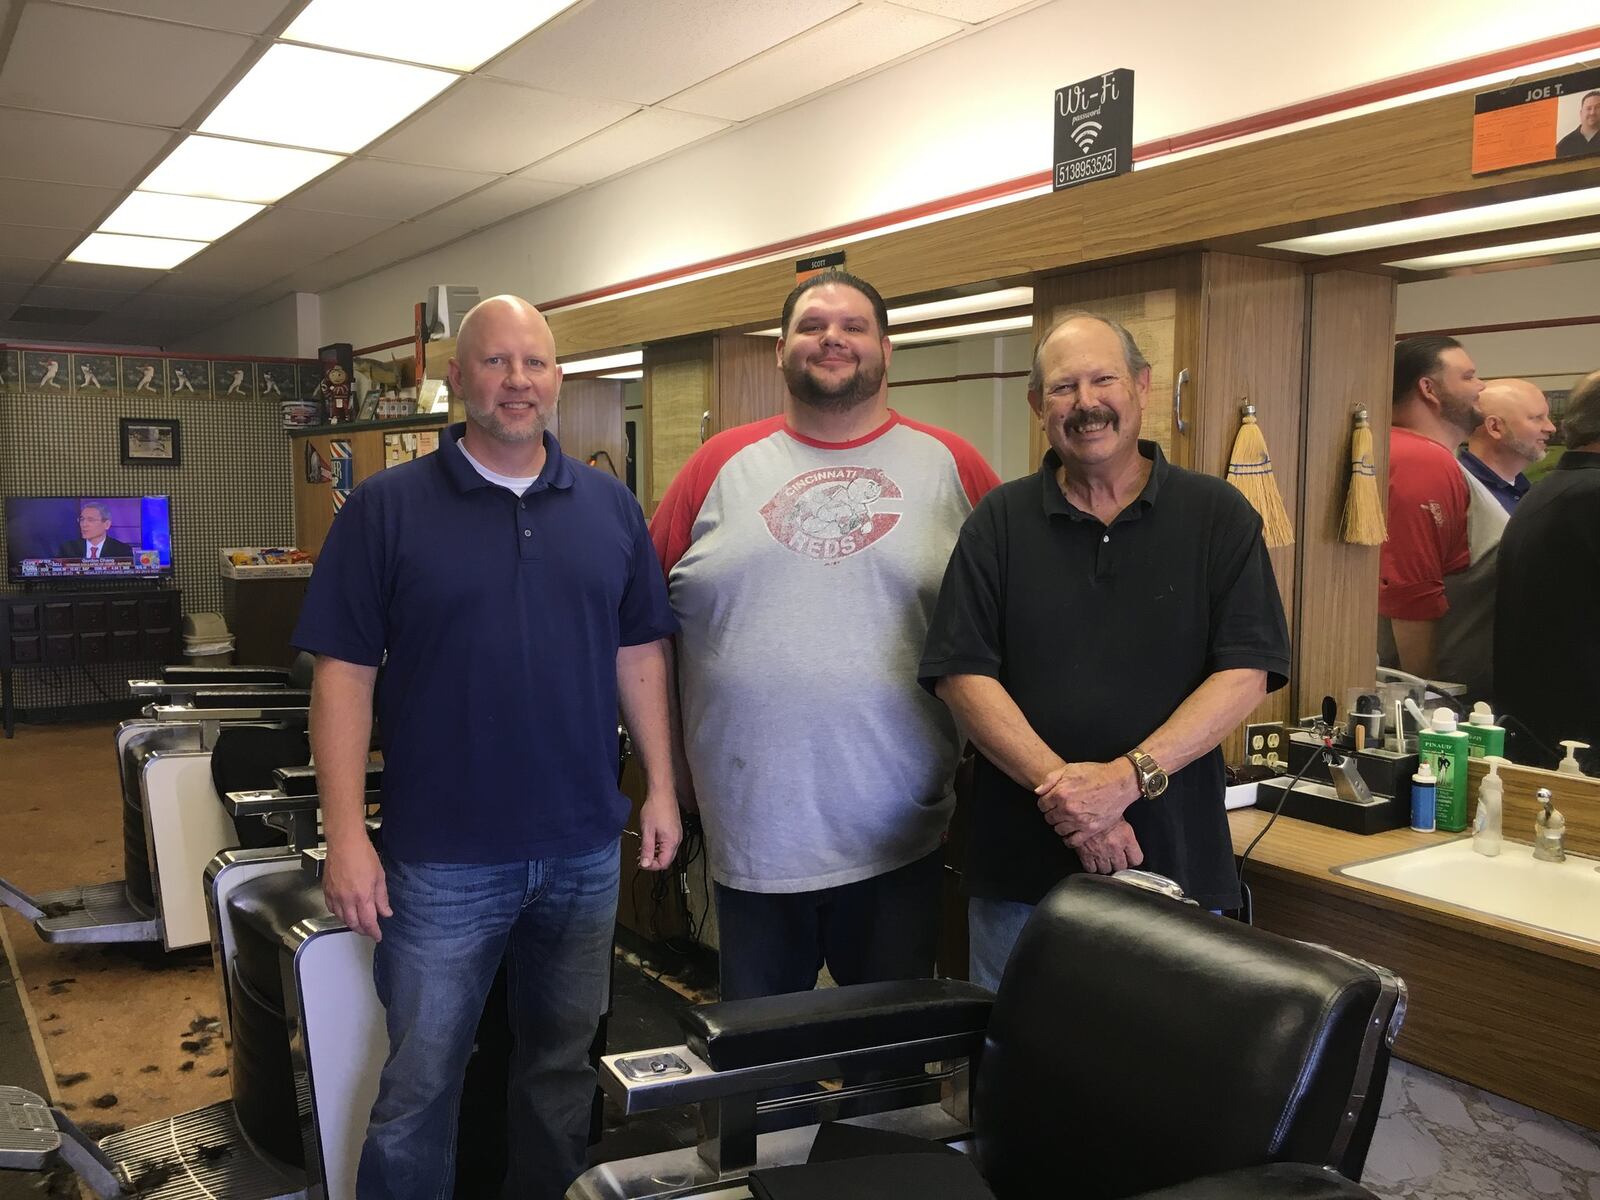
[1502,430,1545,464]
[466,398,547,444]
[1440,391,1480,436]
[783,354,886,413]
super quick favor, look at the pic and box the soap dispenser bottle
[1466,702,1506,759]
[1533,788,1567,863]
[1473,756,1506,857]
[1558,741,1592,776]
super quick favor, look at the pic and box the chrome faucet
[1532,788,1566,863]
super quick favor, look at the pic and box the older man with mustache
[920,312,1290,989]
[651,269,998,1002]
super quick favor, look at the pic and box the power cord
[1236,701,1339,922]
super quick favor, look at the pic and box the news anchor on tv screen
[57,501,134,560]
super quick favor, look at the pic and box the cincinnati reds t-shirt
[651,411,997,893]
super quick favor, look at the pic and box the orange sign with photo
[1473,67,1600,175]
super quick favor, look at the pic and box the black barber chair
[582,874,1404,1200]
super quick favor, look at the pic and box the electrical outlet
[1245,722,1288,768]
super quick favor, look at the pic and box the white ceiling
[0,0,1040,349]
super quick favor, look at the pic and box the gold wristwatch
[1125,748,1169,800]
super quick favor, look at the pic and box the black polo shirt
[1494,450,1600,771]
[919,441,1290,910]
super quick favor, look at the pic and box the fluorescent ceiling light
[284,0,579,71]
[598,370,643,380]
[749,287,1038,338]
[889,316,1033,346]
[1263,187,1600,255]
[68,232,208,270]
[140,135,344,204]
[1386,231,1600,271]
[561,350,643,373]
[99,192,263,242]
[887,287,1033,325]
[200,45,456,154]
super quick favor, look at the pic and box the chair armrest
[273,761,383,796]
[159,666,292,685]
[189,689,310,709]
[681,979,993,1072]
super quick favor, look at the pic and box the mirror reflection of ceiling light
[1385,231,1600,271]
[199,45,456,154]
[1263,187,1600,255]
[750,286,1036,337]
[283,0,581,71]
[560,350,643,373]
[889,315,1033,346]
[99,193,264,242]
[139,136,345,204]
[68,232,209,270]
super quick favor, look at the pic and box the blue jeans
[967,896,1035,993]
[358,842,619,1200]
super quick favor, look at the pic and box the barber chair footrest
[1127,1162,1380,1199]
[99,1101,306,1200]
[30,882,161,945]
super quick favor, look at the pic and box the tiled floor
[1368,1059,1600,1198]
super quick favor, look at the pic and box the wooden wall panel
[554,378,625,481]
[643,338,712,514]
[712,332,787,434]
[1194,254,1307,739]
[292,428,389,556]
[1296,271,1396,719]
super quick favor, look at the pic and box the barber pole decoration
[330,440,353,514]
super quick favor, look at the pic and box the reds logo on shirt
[760,466,903,562]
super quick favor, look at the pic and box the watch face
[1147,770,1170,798]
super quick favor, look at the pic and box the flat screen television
[5,495,174,583]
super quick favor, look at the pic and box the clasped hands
[1034,758,1145,875]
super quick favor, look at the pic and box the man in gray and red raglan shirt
[650,270,999,1001]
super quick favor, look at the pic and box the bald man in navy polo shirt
[294,295,680,1200]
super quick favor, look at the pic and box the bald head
[1470,377,1555,469]
[454,294,553,360]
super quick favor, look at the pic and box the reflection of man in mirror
[1380,336,1495,699]
[58,502,134,560]
[1557,91,1600,158]
[1496,370,1600,770]
[1460,379,1556,514]
[135,363,158,393]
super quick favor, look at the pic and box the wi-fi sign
[1072,120,1103,154]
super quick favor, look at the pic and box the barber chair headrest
[975,874,1396,1198]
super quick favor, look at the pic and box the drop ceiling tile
[139,273,264,300]
[0,256,51,286]
[0,179,121,230]
[0,224,79,259]
[168,239,325,284]
[67,0,291,34]
[371,79,636,174]
[887,0,1037,21]
[671,6,963,121]
[521,108,729,185]
[0,282,31,310]
[281,159,499,220]
[106,291,224,322]
[37,260,161,291]
[22,283,143,312]
[284,221,463,292]
[209,207,399,258]
[484,0,854,106]
[0,5,254,126]
[0,110,174,189]
[0,321,106,345]
[415,177,574,233]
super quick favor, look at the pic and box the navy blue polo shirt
[1458,449,1528,514]
[293,423,677,864]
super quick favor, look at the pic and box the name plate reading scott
[1053,68,1134,192]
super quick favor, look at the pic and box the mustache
[1064,406,1119,433]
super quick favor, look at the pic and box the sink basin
[1336,838,1600,944]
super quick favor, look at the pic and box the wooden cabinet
[1,587,181,736]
